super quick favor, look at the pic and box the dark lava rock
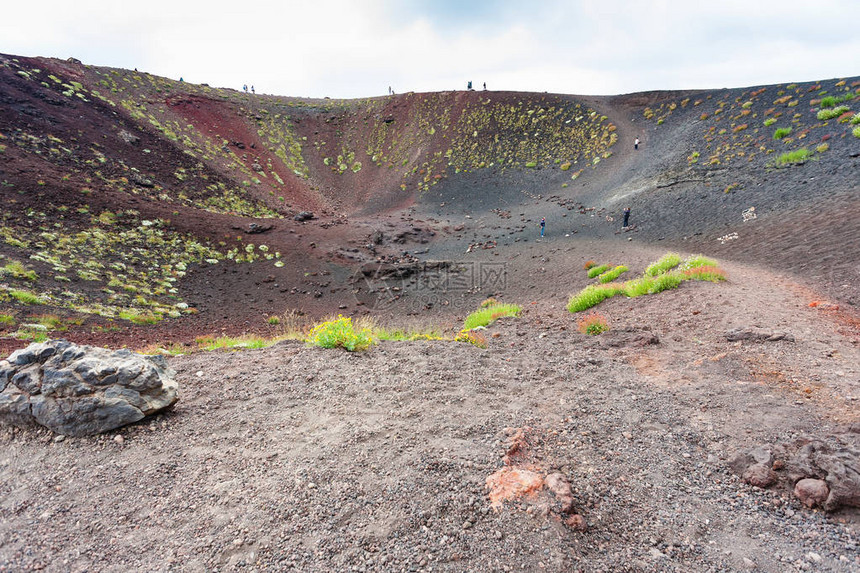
[0,340,178,436]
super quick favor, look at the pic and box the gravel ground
[1,260,858,572]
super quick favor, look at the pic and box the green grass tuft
[645,253,681,276]
[1,260,38,281]
[463,303,522,330]
[197,335,274,351]
[817,105,850,121]
[679,254,719,271]
[9,290,43,305]
[586,264,611,278]
[118,309,162,324]
[775,148,812,166]
[624,273,683,297]
[773,127,792,140]
[567,283,623,312]
[598,265,628,283]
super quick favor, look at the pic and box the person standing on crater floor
[622,207,631,228]
[540,217,546,237]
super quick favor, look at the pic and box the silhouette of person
[483,82,487,90]
[468,81,473,90]
[251,85,255,94]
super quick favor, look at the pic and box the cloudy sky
[3,1,859,98]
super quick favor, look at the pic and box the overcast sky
[3,1,859,99]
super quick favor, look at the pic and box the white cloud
[2,0,858,98]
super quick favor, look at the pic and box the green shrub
[854,126,860,139]
[817,105,849,121]
[307,315,376,351]
[773,127,792,140]
[819,96,838,108]
[598,265,628,283]
[851,113,860,125]
[645,253,681,276]
[775,148,812,166]
[820,94,854,108]
[0,314,15,326]
[455,328,487,348]
[587,264,611,278]
[567,283,623,312]
[463,303,521,330]
[763,118,776,127]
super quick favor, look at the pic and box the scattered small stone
[113,435,124,445]
[806,552,822,564]
[565,514,587,531]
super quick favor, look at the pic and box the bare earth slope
[0,55,859,572]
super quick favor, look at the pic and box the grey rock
[0,340,178,436]
[725,327,795,342]
[118,130,140,145]
[294,211,315,222]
